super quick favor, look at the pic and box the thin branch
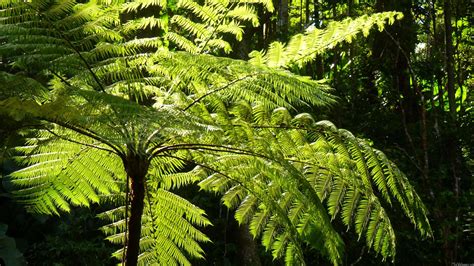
[183,74,256,111]
[384,29,433,198]
[350,246,366,265]
[48,69,74,88]
[394,145,424,174]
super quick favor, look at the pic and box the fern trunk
[124,156,149,266]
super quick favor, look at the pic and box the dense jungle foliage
[0,0,471,265]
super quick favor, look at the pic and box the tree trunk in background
[305,0,310,24]
[443,1,462,264]
[278,0,289,38]
[347,0,357,89]
[396,53,418,122]
[372,0,421,123]
[313,0,324,79]
[443,0,456,119]
[235,224,262,266]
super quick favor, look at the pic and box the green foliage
[19,208,117,266]
[249,12,404,68]
[168,0,270,53]
[0,223,25,266]
[196,105,431,264]
[0,0,432,265]
[99,189,212,265]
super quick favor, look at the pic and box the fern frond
[0,72,48,100]
[9,129,122,215]
[169,0,266,54]
[251,12,404,69]
[122,0,167,13]
[149,51,337,113]
[197,106,431,263]
[177,0,220,23]
[226,5,259,27]
[122,16,167,35]
[100,188,211,265]
[166,32,199,53]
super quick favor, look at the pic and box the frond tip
[250,12,404,69]
[8,129,122,215]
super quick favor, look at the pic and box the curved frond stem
[23,2,107,93]
[12,4,130,146]
[157,154,253,193]
[45,118,125,157]
[43,127,116,154]
[42,73,128,141]
[149,143,272,161]
[143,129,162,150]
[275,159,344,262]
[183,73,256,111]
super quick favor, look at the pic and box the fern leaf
[254,12,404,69]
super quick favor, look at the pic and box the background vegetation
[0,0,472,265]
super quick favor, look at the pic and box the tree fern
[0,1,431,265]
[0,86,223,264]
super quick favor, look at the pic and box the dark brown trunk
[348,0,353,17]
[126,175,145,266]
[312,0,324,79]
[299,0,303,31]
[437,73,445,108]
[443,0,456,119]
[124,156,149,266]
[235,224,262,266]
[279,0,289,37]
[313,0,318,22]
[397,54,418,122]
[305,0,310,24]
[443,1,461,264]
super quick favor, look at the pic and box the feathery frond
[249,12,404,68]
[196,105,432,263]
